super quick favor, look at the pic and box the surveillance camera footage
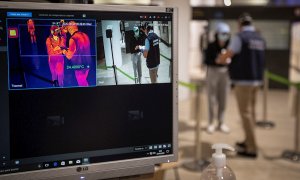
[97,20,172,85]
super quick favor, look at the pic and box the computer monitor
[0,2,178,179]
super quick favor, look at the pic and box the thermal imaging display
[7,18,97,90]
[0,6,175,178]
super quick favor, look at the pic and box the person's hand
[216,54,229,65]
[216,60,224,65]
[139,45,145,51]
[53,46,61,51]
[135,45,139,50]
[62,49,67,55]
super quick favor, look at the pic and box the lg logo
[76,166,89,172]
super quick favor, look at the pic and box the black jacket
[146,32,160,68]
[204,40,229,67]
[129,31,145,54]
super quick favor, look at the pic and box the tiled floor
[164,90,300,180]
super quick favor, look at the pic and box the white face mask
[134,30,139,37]
[218,33,230,42]
[133,27,139,37]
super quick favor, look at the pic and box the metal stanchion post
[183,79,209,171]
[296,88,300,152]
[256,70,275,128]
[282,85,300,162]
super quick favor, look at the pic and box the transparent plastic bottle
[201,143,236,180]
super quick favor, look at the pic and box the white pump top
[212,143,235,169]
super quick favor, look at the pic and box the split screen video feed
[7,18,172,90]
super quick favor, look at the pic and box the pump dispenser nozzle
[212,143,235,177]
[201,143,236,180]
[212,143,234,155]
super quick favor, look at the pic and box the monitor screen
[0,2,177,179]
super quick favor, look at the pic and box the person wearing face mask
[130,25,145,84]
[205,22,231,134]
[46,25,66,87]
[27,19,36,44]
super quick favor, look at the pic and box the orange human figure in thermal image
[63,21,91,87]
[27,19,36,44]
[46,25,66,87]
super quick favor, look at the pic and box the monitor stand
[46,165,154,180]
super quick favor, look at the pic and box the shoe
[235,141,246,148]
[207,124,215,134]
[237,149,257,158]
[219,124,230,133]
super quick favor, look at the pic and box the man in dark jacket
[217,13,266,158]
[137,23,160,83]
[63,21,92,87]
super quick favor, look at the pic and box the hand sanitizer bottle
[201,143,236,180]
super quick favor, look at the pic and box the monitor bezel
[0,1,178,180]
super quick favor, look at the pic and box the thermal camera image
[46,24,66,87]
[27,19,36,44]
[7,18,96,90]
